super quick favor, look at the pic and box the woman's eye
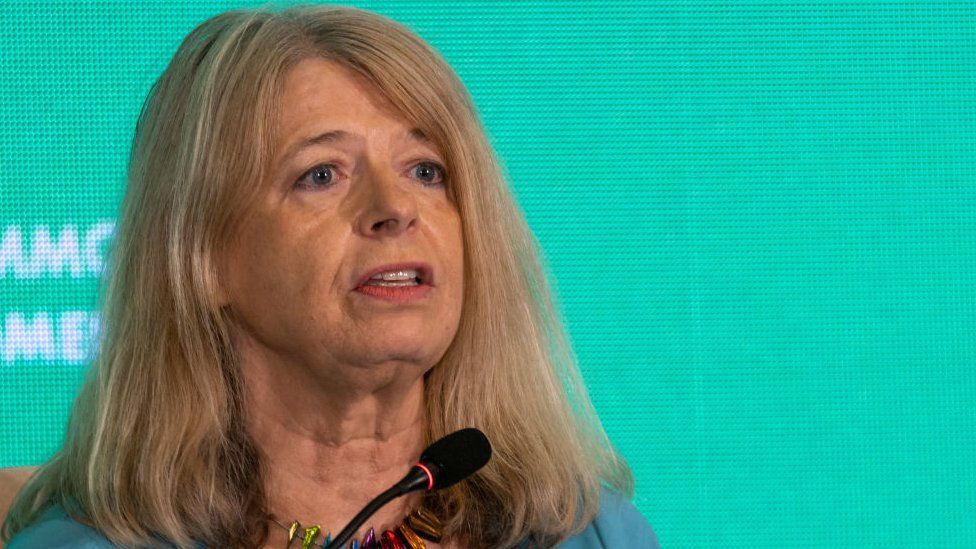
[412,161,446,186]
[295,161,445,190]
[296,164,337,189]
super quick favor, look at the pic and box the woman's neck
[243,354,430,546]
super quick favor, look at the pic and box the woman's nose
[354,164,419,238]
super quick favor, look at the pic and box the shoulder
[6,505,117,548]
[556,488,661,548]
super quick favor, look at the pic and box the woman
[2,5,659,548]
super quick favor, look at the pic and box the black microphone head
[419,428,492,490]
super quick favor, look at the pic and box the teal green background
[2,1,975,546]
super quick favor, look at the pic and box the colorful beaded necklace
[271,505,443,549]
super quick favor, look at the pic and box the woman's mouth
[356,268,430,302]
[362,268,422,286]
[355,281,431,303]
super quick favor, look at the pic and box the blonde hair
[2,5,632,547]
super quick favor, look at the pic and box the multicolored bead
[287,521,302,545]
[278,508,441,549]
[301,525,321,549]
[362,527,378,549]
[405,508,442,542]
[397,523,426,549]
[381,530,404,549]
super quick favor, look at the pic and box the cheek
[224,216,330,327]
[445,216,466,312]
[230,225,287,296]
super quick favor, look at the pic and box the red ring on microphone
[414,462,434,491]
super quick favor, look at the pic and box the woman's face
[220,58,464,386]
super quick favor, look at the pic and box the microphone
[324,428,492,549]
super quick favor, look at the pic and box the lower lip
[354,283,432,303]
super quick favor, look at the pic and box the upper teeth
[370,269,419,281]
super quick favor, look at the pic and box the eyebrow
[281,127,432,162]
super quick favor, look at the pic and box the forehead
[275,58,410,147]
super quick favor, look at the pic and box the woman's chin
[338,333,444,368]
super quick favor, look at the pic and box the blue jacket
[7,489,660,548]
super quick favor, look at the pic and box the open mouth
[361,268,423,287]
[353,264,434,303]
[355,264,433,289]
